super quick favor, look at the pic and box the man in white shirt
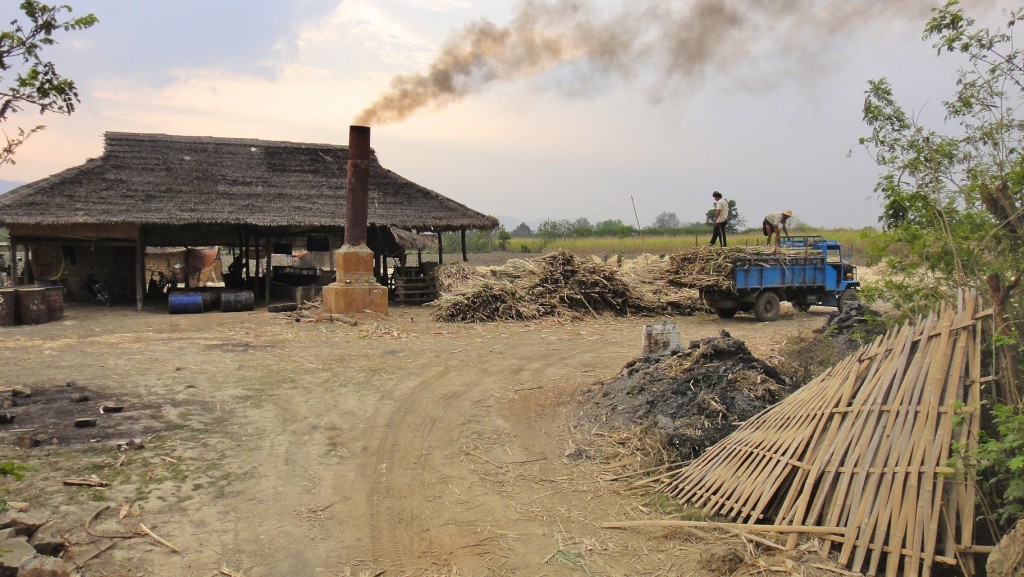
[762,209,793,249]
[709,191,729,247]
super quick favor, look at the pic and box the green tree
[495,226,511,250]
[859,0,1024,523]
[593,219,635,237]
[510,222,533,238]
[653,211,680,229]
[570,217,593,237]
[0,1,97,166]
[536,218,572,240]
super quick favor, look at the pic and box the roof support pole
[22,244,31,284]
[461,229,467,262]
[264,234,272,307]
[437,232,443,265]
[6,241,14,287]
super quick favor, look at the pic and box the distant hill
[0,180,25,195]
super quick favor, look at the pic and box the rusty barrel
[220,290,254,313]
[16,287,49,325]
[200,291,213,311]
[43,285,64,321]
[0,289,15,327]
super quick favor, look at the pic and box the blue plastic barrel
[168,291,204,314]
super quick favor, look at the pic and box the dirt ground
[0,255,839,577]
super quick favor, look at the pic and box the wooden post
[254,227,261,297]
[23,244,31,284]
[7,240,16,287]
[183,245,191,289]
[264,235,272,307]
[243,224,249,287]
[437,231,444,265]
[135,227,145,312]
[461,229,467,262]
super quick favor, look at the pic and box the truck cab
[784,236,859,308]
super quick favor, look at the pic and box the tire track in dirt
[364,366,467,567]
[359,338,619,573]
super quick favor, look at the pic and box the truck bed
[732,255,828,290]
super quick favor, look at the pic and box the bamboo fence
[657,289,991,577]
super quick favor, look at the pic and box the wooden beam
[135,229,145,311]
[264,234,272,307]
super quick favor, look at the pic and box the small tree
[0,1,98,166]
[510,222,533,238]
[570,217,593,237]
[495,226,511,250]
[593,219,635,237]
[653,212,681,229]
[536,218,572,240]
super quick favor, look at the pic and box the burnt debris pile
[432,250,706,322]
[582,330,791,459]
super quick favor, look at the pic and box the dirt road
[0,300,828,576]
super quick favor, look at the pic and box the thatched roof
[389,226,437,250]
[0,132,498,234]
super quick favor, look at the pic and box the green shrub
[977,404,1024,525]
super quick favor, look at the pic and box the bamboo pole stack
[658,290,990,577]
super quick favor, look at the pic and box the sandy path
[0,301,827,576]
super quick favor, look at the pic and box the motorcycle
[86,273,110,306]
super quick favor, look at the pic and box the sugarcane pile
[668,245,823,291]
[618,254,708,316]
[431,250,705,322]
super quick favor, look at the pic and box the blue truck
[700,236,861,322]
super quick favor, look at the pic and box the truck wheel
[715,306,738,319]
[838,288,859,313]
[754,291,781,322]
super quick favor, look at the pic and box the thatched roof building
[0,131,497,245]
[0,132,498,309]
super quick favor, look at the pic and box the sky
[0,0,1011,231]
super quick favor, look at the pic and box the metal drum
[0,289,15,327]
[220,290,254,312]
[16,287,49,325]
[43,285,64,321]
[168,291,204,314]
